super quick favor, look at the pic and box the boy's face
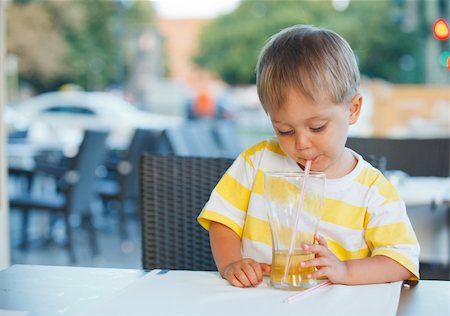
[268,88,362,178]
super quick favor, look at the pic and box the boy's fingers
[242,264,260,287]
[234,269,253,287]
[303,243,329,256]
[309,267,329,279]
[301,257,328,268]
[224,265,247,288]
[249,261,263,281]
[224,261,271,287]
[315,234,328,247]
[260,263,272,274]
[229,275,245,288]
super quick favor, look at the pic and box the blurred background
[1,0,449,279]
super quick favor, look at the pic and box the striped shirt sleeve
[361,170,420,280]
[198,153,256,238]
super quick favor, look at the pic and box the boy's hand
[301,234,348,284]
[222,258,271,288]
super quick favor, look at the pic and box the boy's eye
[310,125,326,133]
[277,129,294,136]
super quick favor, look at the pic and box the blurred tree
[6,2,70,91]
[338,0,422,83]
[6,0,156,93]
[194,0,422,84]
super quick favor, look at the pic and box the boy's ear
[348,94,363,125]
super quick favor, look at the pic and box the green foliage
[328,0,422,83]
[7,0,156,92]
[50,1,116,90]
[194,0,422,85]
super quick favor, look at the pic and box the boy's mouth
[298,155,321,169]
[297,157,316,170]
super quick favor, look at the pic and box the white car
[4,105,30,137]
[13,91,184,154]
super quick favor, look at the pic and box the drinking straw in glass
[282,160,312,284]
[284,280,332,303]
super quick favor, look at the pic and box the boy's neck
[328,148,358,179]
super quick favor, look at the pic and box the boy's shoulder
[353,155,395,190]
[242,139,286,158]
[353,158,403,205]
[337,149,387,187]
[238,139,288,169]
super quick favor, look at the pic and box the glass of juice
[264,171,325,290]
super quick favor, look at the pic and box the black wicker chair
[347,137,449,177]
[97,128,164,239]
[139,154,233,271]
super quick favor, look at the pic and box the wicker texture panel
[140,154,233,271]
[346,137,449,177]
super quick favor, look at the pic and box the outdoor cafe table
[395,176,450,266]
[0,265,448,316]
[394,176,450,208]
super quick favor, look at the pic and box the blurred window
[43,106,96,116]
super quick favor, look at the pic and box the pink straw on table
[282,160,312,284]
[284,280,331,304]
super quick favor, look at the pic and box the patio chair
[211,120,242,158]
[347,137,449,177]
[159,128,191,156]
[140,154,233,270]
[9,129,108,263]
[97,128,164,239]
[363,154,387,174]
[162,122,222,157]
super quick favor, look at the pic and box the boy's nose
[294,132,312,150]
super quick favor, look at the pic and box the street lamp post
[0,0,11,269]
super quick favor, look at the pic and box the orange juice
[271,250,316,289]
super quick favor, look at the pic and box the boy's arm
[344,255,413,284]
[209,221,270,287]
[303,235,414,285]
[209,221,243,276]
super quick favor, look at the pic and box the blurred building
[370,80,449,138]
[156,17,226,93]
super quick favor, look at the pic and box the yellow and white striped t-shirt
[198,139,420,279]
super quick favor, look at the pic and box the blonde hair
[256,25,360,113]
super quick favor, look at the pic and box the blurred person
[198,25,419,288]
[186,88,216,120]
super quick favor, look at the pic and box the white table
[1,265,448,316]
[395,176,450,265]
[395,176,450,207]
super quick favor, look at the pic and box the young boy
[198,25,419,288]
